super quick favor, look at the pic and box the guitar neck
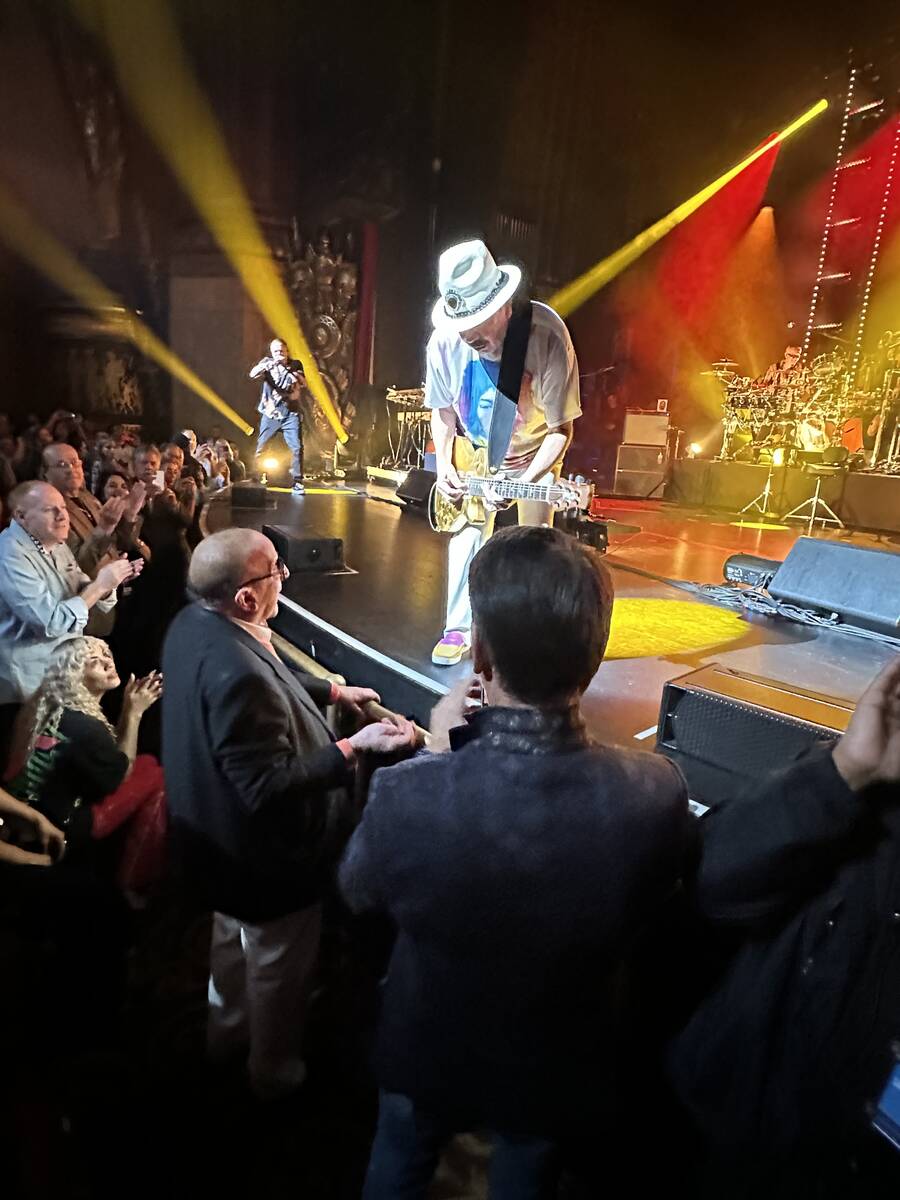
[466,476,554,502]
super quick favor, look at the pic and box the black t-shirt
[13,709,128,840]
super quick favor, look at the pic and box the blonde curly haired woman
[5,637,166,893]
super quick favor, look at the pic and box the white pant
[207,904,322,1100]
[444,470,556,638]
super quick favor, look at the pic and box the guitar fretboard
[465,476,556,502]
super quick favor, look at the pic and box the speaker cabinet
[614,444,667,497]
[262,524,347,573]
[397,468,437,508]
[230,482,269,508]
[656,663,853,805]
[769,536,900,637]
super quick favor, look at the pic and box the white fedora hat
[431,239,522,332]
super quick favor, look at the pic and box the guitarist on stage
[427,239,581,665]
[249,338,306,495]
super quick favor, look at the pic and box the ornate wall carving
[284,224,359,462]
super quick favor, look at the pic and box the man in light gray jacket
[0,481,141,703]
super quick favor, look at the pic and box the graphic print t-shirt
[424,302,581,471]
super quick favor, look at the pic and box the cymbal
[711,358,739,368]
[820,331,850,344]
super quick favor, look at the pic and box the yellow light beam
[550,99,828,318]
[74,0,347,443]
[0,179,252,435]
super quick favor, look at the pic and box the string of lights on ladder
[801,60,894,372]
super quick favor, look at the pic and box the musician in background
[760,344,803,388]
[426,239,581,666]
[249,338,306,496]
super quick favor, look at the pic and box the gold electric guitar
[428,437,593,534]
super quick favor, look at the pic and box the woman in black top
[5,637,165,891]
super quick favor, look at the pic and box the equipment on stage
[623,411,669,447]
[230,481,269,509]
[769,536,900,638]
[383,386,430,474]
[397,468,438,510]
[656,663,853,804]
[427,436,593,534]
[709,336,900,475]
[722,553,783,589]
[263,524,348,574]
[614,409,673,498]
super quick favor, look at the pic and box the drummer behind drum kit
[711,339,895,469]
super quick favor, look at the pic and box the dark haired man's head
[469,526,613,708]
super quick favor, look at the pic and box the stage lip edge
[277,595,449,698]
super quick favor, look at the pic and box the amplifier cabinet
[656,663,853,805]
[623,412,669,446]
[614,444,667,498]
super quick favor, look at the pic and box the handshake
[333,685,420,756]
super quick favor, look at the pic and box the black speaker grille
[661,689,838,780]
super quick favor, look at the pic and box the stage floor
[206,485,898,750]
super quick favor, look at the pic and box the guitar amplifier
[623,412,669,446]
[614,444,667,498]
[656,663,854,805]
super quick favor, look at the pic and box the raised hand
[122,670,163,717]
[97,495,127,534]
[123,479,147,522]
[833,656,900,791]
[427,675,482,752]
[96,555,136,593]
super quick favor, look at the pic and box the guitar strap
[487,301,534,471]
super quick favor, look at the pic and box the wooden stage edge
[206,484,900,751]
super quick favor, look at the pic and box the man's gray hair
[188,528,257,606]
[8,479,49,515]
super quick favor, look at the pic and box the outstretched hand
[833,656,900,791]
[348,717,417,756]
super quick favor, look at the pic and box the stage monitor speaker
[263,524,346,573]
[656,663,853,805]
[397,468,437,509]
[230,482,269,509]
[769,536,900,637]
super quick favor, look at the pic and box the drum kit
[709,340,888,466]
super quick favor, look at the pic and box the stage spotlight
[550,98,828,317]
[772,448,786,466]
[0,179,252,436]
[73,0,347,443]
[688,442,702,458]
[262,456,280,471]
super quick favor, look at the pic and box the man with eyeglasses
[161,528,416,1101]
[42,441,146,576]
[0,481,142,707]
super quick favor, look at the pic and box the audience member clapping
[0,482,141,705]
[43,441,146,574]
[4,638,166,894]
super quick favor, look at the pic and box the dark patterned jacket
[339,703,692,1132]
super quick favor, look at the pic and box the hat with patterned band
[431,239,522,333]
